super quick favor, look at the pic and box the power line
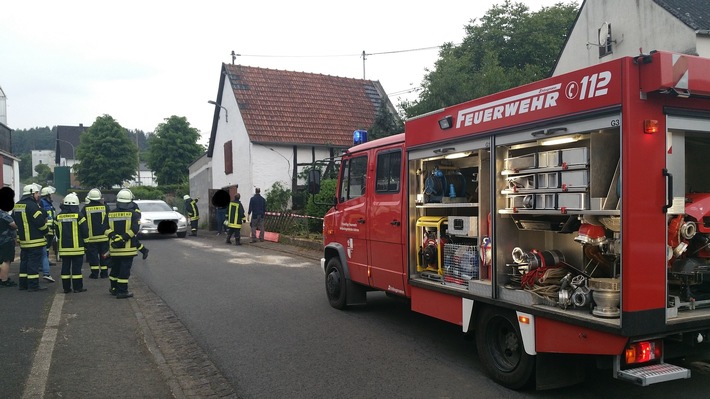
[235,44,445,59]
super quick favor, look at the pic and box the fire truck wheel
[325,258,347,309]
[475,307,535,390]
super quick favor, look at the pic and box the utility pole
[361,50,367,79]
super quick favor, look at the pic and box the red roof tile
[223,64,386,147]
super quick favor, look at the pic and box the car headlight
[140,218,152,225]
[178,215,187,223]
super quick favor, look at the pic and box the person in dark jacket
[247,188,267,242]
[12,184,48,291]
[55,193,89,293]
[39,186,57,282]
[184,194,199,236]
[106,189,141,299]
[81,188,111,279]
[225,193,245,245]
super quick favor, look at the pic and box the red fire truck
[314,51,710,389]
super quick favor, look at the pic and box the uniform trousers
[86,241,110,277]
[19,247,43,289]
[61,255,85,292]
[109,256,134,294]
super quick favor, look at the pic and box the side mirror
[308,170,321,194]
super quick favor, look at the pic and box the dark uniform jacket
[13,194,48,249]
[226,200,245,228]
[106,202,140,257]
[81,200,110,243]
[55,205,89,256]
[185,198,199,221]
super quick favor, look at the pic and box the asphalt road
[135,235,710,399]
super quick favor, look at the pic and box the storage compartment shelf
[416,202,478,209]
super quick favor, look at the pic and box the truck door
[333,154,370,284]
[367,146,405,293]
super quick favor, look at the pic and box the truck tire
[325,258,347,309]
[475,306,535,390]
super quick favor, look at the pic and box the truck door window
[376,150,402,193]
[341,155,368,201]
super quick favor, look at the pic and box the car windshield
[136,202,172,212]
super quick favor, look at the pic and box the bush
[305,178,336,232]
[131,186,164,200]
[265,181,291,212]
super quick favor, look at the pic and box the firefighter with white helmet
[12,184,49,291]
[81,188,111,279]
[106,188,144,298]
[184,194,199,236]
[55,192,89,293]
[39,186,57,282]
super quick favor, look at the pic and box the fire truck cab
[318,51,710,389]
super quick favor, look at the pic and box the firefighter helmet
[41,186,56,196]
[87,188,102,201]
[63,193,80,205]
[183,194,191,200]
[116,189,134,203]
[22,184,40,196]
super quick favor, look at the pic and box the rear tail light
[624,340,662,366]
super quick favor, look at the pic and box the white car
[134,200,188,238]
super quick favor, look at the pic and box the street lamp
[208,100,228,123]
[56,139,75,166]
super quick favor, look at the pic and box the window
[375,150,401,193]
[224,140,233,175]
[599,23,612,58]
[340,155,368,201]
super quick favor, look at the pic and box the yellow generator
[416,216,448,274]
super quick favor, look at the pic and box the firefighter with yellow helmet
[12,184,49,291]
[81,188,111,279]
[106,188,141,298]
[55,192,89,293]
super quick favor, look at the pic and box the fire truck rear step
[616,363,691,386]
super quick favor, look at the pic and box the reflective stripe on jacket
[55,212,88,256]
[13,197,48,248]
[226,201,245,228]
[106,209,140,257]
[82,203,110,243]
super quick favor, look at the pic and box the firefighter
[81,188,111,279]
[12,184,48,291]
[225,193,246,245]
[39,186,57,282]
[184,194,199,236]
[55,193,89,293]
[106,189,140,298]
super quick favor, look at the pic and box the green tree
[11,126,54,154]
[73,115,138,189]
[401,1,578,117]
[34,163,52,183]
[19,153,32,180]
[146,116,204,186]
[368,101,403,141]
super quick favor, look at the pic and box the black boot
[140,247,149,260]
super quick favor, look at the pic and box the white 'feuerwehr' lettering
[456,84,561,129]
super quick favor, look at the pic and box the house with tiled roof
[553,0,710,75]
[203,63,396,212]
[0,85,22,201]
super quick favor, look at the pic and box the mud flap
[535,353,586,390]
[346,279,367,306]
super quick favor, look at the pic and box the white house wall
[211,77,250,192]
[698,36,710,57]
[555,0,698,75]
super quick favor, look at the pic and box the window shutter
[224,140,233,175]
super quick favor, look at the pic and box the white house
[31,149,56,176]
[554,0,710,75]
[201,64,396,213]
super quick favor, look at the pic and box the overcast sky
[1,0,566,144]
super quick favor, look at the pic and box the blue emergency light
[353,130,368,145]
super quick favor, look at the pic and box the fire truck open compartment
[408,116,632,326]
